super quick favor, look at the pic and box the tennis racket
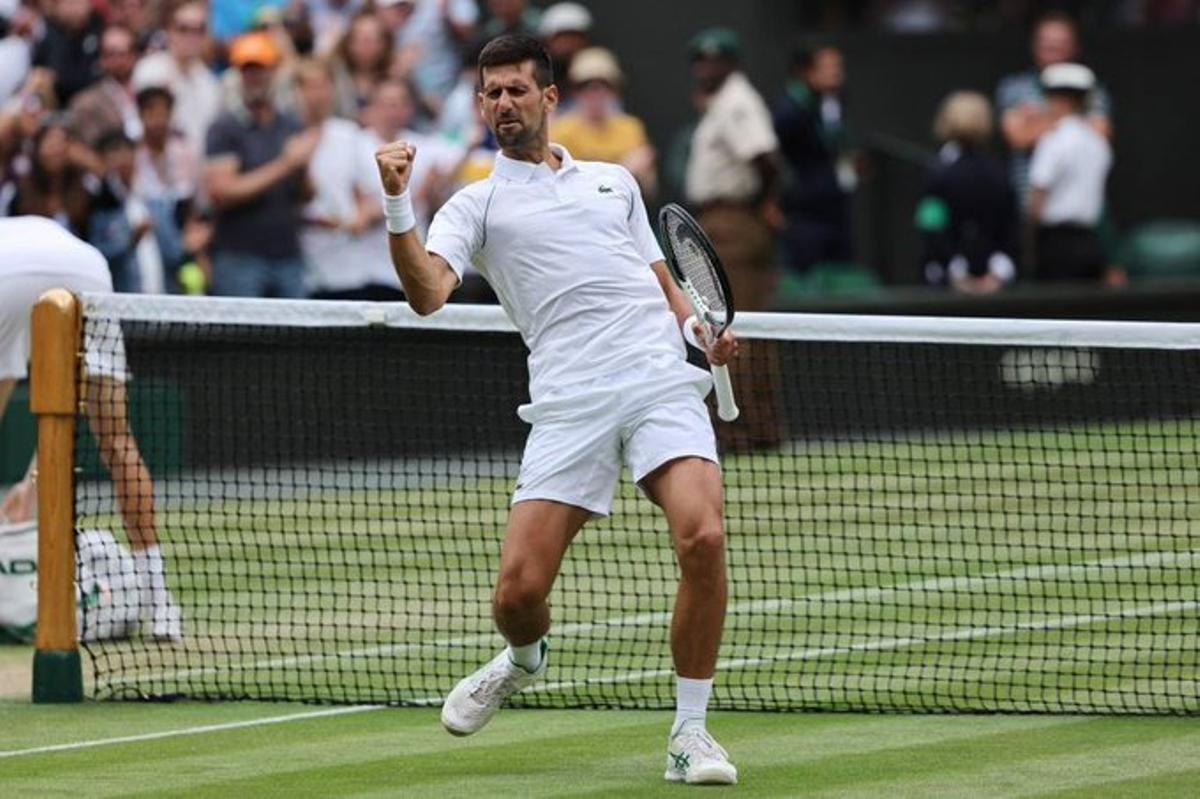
[658,203,740,422]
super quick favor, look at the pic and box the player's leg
[441,499,590,736]
[642,456,737,785]
[0,377,37,524]
[85,375,182,640]
[642,457,727,683]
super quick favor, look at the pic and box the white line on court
[0,704,384,760]
[109,547,1200,689]
[530,598,1200,694]
[7,599,1194,759]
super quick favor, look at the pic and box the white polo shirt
[426,145,694,409]
[1029,115,1112,227]
[0,216,123,381]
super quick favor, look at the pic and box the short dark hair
[136,86,174,111]
[1033,10,1080,40]
[477,34,553,89]
[790,40,838,73]
[96,130,135,154]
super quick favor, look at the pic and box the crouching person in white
[0,216,183,642]
[376,35,737,785]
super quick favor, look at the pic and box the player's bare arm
[375,140,458,315]
[652,260,739,367]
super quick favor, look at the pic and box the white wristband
[382,190,416,235]
[682,315,704,349]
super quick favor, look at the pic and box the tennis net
[71,293,1200,713]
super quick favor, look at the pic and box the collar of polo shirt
[491,144,578,183]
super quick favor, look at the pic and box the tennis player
[0,216,182,641]
[376,35,739,785]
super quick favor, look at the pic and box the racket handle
[712,364,740,422]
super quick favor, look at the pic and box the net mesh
[73,295,1200,713]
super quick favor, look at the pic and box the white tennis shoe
[664,721,738,785]
[441,642,547,736]
[150,596,183,642]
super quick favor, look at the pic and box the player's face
[478,62,557,151]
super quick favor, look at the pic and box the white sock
[133,545,169,608]
[673,676,713,733]
[507,639,544,673]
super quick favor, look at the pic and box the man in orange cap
[203,31,319,297]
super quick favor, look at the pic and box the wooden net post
[31,289,83,703]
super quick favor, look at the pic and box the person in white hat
[1027,62,1115,283]
[538,2,592,106]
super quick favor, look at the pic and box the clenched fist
[376,140,417,195]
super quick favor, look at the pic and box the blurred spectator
[89,131,163,292]
[310,0,362,57]
[294,58,391,299]
[69,24,141,148]
[538,2,591,107]
[684,27,782,312]
[133,85,201,288]
[219,9,303,118]
[550,47,656,199]
[32,0,104,107]
[772,42,853,275]
[685,27,784,452]
[396,0,478,117]
[9,115,95,236]
[916,91,1017,293]
[132,1,221,158]
[329,9,392,119]
[365,78,461,235]
[996,11,1112,208]
[1027,63,1114,283]
[437,39,486,146]
[481,0,541,40]
[204,32,318,297]
[108,0,158,52]
[0,0,35,103]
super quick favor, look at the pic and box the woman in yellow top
[550,47,658,199]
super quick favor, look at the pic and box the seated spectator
[773,42,853,275]
[9,114,95,236]
[131,1,221,158]
[329,9,393,120]
[204,32,319,298]
[550,47,656,198]
[89,131,163,292]
[916,91,1017,293]
[32,0,104,107]
[538,2,592,108]
[1028,63,1114,283]
[996,11,1112,210]
[133,85,201,289]
[69,24,141,149]
[293,58,392,300]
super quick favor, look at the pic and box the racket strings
[665,218,728,330]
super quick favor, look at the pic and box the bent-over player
[0,216,182,641]
[376,35,738,785]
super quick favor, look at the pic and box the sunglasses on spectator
[174,22,206,34]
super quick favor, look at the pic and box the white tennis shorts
[0,271,127,382]
[512,358,718,516]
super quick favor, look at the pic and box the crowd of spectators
[0,1,1143,304]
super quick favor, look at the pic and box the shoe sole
[663,767,738,785]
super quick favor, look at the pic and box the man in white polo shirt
[1028,62,1113,282]
[0,216,182,640]
[375,34,740,786]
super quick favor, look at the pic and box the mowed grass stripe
[5,706,1200,798]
